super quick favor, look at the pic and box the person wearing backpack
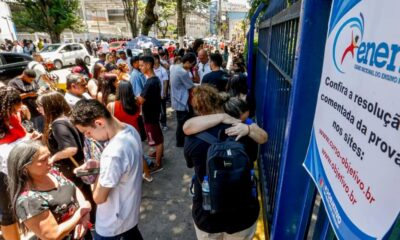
[184,85,260,240]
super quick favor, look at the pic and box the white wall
[0,2,17,42]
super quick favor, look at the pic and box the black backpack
[195,131,255,213]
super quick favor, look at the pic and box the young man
[153,54,169,131]
[129,56,147,97]
[170,53,196,147]
[202,53,229,92]
[8,69,43,132]
[70,100,143,240]
[64,73,92,107]
[137,56,164,171]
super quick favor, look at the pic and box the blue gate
[254,0,337,239]
[253,0,400,239]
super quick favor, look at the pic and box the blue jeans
[94,225,143,240]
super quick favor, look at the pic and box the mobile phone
[75,168,100,177]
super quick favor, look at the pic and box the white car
[158,39,176,47]
[40,43,91,70]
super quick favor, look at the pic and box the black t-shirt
[141,76,161,124]
[201,70,229,92]
[8,77,40,117]
[48,118,85,180]
[184,124,259,234]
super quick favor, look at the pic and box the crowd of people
[0,37,267,240]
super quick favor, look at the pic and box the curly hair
[191,85,224,116]
[0,87,22,136]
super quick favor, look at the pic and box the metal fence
[253,0,335,238]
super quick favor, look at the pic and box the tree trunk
[177,0,184,47]
[133,0,138,37]
[49,32,61,43]
[123,0,138,38]
[141,0,158,36]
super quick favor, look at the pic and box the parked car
[40,43,91,70]
[108,41,127,52]
[0,52,33,83]
[158,39,176,47]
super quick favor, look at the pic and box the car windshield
[40,44,61,53]
[109,42,121,47]
[159,40,169,45]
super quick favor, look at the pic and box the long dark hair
[75,58,90,77]
[226,73,248,97]
[36,92,71,147]
[7,140,42,233]
[116,80,138,115]
[99,73,117,105]
[0,87,22,137]
[223,97,249,119]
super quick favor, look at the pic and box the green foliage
[12,0,83,42]
[183,0,210,12]
[247,0,268,21]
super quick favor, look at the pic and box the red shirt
[113,101,140,131]
[0,114,26,144]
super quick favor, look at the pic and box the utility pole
[93,10,101,40]
[81,0,90,40]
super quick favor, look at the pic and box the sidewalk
[139,108,196,239]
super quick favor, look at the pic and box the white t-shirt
[101,41,109,53]
[28,61,47,82]
[154,65,169,97]
[64,92,92,107]
[96,125,143,237]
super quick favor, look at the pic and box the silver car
[40,43,91,70]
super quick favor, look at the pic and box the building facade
[185,13,210,39]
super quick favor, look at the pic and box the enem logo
[332,13,365,73]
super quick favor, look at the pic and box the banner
[303,1,400,239]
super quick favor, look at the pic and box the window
[62,45,73,52]
[3,54,25,64]
[72,44,83,51]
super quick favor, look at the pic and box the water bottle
[202,176,211,211]
[251,170,257,198]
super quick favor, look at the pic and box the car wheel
[54,60,63,70]
[84,56,90,65]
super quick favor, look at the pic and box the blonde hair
[191,85,224,115]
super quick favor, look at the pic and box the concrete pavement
[139,108,196,239]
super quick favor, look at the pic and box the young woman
[116,62,130,81]
[226,73,248,101]
[184,93,268,144]
[87,64,106,99]
[72,58,91,78]
[97,73,118,105]
[0,87,27,240]
[106,81,153,182]
[0,87,27,144]
[7,141,91,240]
[183,85,261,239]
[36,92,96,221]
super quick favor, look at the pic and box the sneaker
[142,173,153,182]
[162,126,168,131]
[149,165,164,174]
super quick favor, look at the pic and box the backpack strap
[195,132,218,144]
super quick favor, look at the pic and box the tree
[176,0,210,46]
[156,0,176,38]
[122,0,139,38]
[11,0,83,43]
[141,0,158,36]
[176,0,184,45]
